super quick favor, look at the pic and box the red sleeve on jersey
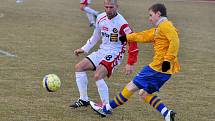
[127,42,138,65]
[120,24,138,65]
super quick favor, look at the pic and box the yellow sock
[144,94,169,117]
[110,87,134,108]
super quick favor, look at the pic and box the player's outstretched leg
[90,86,134,117]
[90,101,107,117]
[165,110,176,121]
[142,93,176,121]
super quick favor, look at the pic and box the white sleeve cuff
[81,43,90,53]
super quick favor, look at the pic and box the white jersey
[81,12,133,53]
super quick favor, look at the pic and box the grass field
[0,0,215,121]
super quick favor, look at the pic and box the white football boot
[165,110,176,121]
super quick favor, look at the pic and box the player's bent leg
[95,79,109,104]
[70,59,95,108]
[94,64,108,80]
[94,65,109,105]
[90,81,139,117]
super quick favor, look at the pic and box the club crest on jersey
[110,33,118,42]
[113,28,118,33]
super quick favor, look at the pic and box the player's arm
[74,24,101,56]
[120,28,155,43]
[127,42,138,65]
[162,26,179,72]
[163,27,179,62]
[125,41,138,74]
[81,27,101,53]
[120,24,139,74]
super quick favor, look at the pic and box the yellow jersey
[126,20,180,74]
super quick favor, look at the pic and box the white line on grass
[0,49,17,57]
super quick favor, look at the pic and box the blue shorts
[132,65,171,94]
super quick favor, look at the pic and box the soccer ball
[42,74,61,92]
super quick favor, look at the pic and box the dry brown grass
[0,0,215,121]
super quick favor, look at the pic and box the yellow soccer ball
[42,74,61,92]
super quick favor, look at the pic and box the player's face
[104,1,117,19]
[148,10,161,26]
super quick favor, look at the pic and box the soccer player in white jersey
[70,0,138,108]
[80,0,100,27]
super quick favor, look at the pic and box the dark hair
[149,3,167,17]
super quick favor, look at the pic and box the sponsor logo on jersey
[110,33,118,42]
[101,31,118,42]
[113,28,118,33]
[101,32,110,38]
[102,26,108,31]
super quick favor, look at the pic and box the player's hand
[74,48,84,56]
[119,35,127,44]
[125,64,135,75]
[162,61,170,72]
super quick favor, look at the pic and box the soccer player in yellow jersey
[90,3,180,121]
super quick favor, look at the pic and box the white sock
[105,103,112,111]
[86,13,95,24]
[83,6,99,16]
[75,72,89,101]
[96,79,109,104]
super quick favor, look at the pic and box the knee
[139,89,147,98]
[75,63,83,72]
[94,72,103,81]
[93,73,99,81]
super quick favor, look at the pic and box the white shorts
[80,0,91,5]
[86,46,126,77]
